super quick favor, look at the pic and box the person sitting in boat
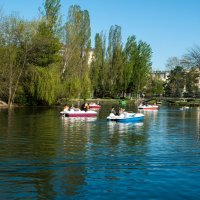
[70,104,80,111]
[70,104,75,111]
[117,107,125,115]
[86,103,90,111]
[81,103,89,112]
[63,105,69,111]
[110,106,116,115]
[89,102,94,106]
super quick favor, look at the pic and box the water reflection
[139,109,158,123]
[58,116,99,197]
[195,107,200,139]
[61,116,97,137]
[1,106,200,199]
[107,121,144,134]
[61,116,97,123]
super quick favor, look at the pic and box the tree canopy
[0,0,155,106]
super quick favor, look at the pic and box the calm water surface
[0,103,200,200]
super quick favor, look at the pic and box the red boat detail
[88,103,101,109]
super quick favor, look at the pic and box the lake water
[0,103,200,200]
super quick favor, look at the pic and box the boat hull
[89,105,101,109]
[60,110,97,117]
[138,105,159,110]
[65,113,97,117]
[107,112,144,123]
[140,107,158,110]
[116,116,144,123]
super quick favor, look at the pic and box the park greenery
[0,0,199,108]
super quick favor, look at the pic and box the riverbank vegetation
[0,0,199,108]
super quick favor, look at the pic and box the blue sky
[1,0,200,70]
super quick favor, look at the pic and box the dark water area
[0,103,200,200]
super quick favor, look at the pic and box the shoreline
[1,98,200,108]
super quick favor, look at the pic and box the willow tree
[107,25,123,97]
[24,0,62,105]
[62,5,91,99]
[27,64,60,105]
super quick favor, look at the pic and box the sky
[1,0,200,71]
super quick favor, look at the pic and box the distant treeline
[0,0,199,108]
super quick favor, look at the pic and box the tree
[185,68,200,97]
[27,20,61,67]
[23,0,62,105]
[165,57,181,71]
[27,64,60,105]
[0,14,34,108]
[107,25,123,97]
[40,0,62,37]
[164,66,186,97]
[62,5,91,99]
[146,78,164,97]
[90,32,108,97]
[184,45,200,69]
[130,40,152,98]
[123,36,137,97]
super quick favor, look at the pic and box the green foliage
[0,3,155,105]
[123,36,137,95]
[59,77,81,99]
[0,14,35,106]
[164,66,186,97]
[27,20,61,67]
[40,0,62,37]
[132,41,152,94]
[61,5,91,99]
[185,68,200,97]
[28,64,60,105]
[125,38,152,97]
[145,77,164,97]
[107,25,123,97]
[91,31,153,99]
[80,73,91,99]
[90,32,108,97]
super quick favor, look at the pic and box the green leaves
[61,5,91,99]
[28,64,60,104]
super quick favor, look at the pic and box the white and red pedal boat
[60,109,98,117]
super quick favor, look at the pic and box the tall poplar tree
[40,0,62,36]
[90,32,107,97]
[62,5,91,98]
[131,41,152,97]
[123,35,138,97]
[107,25,123,97]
